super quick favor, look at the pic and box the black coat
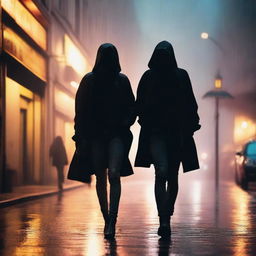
[134,41,201,172]
[68,44,135,183]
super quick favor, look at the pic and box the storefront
[0,0,48,186]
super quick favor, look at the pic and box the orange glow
[83,206,103,255]
[215,78,222,89]
[3,26,46,81]
[14,214,44,255]
[64,35,88,76]
[2,0,46,50]
[241,121,248,129]
[22,0,41,16]
[234,116,256,144]
[19,84,33,99]
[64,122,76,162]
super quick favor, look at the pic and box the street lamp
[203,73,233,201]
[201,32,233,196]
[201,32,233,225]
[201,32,225,54]
[201,32,209,39]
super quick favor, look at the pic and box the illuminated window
[2,0,47,50]
[64,35,87,76]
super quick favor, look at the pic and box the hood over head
[148,41,178,71]
[92,43,121,74]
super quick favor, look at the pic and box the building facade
[0,0,49,191]
[0,0,91,192]
[39,0,91,184]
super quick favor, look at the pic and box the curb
[0,184,85,208]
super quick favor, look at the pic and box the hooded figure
[134,41,201,237]
[67,43,135,239]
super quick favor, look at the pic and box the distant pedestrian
[135,41,201,237]
[68,43,135,239]
[50,136,68,192]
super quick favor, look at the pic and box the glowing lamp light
[234,117,256,143]
[201,32,209,39]
[215,73,223,89]
[70,81,79,89]
[215,78,222,89]
[241,121,248,129]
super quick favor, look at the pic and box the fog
[82,0,256,180]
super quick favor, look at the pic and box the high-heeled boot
[104,215,117,239]
[158,215,171,237]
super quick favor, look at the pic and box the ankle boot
[158,216,171,237]
[104,216,117,239]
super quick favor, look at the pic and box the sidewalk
[0,182,85,208]
[1,174,256,255]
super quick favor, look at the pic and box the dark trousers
[91,136,124,218]
[150,133,179,217]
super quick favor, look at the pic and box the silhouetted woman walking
[50,136,68,192]
[135,41,201,237]
[69,43,135,239]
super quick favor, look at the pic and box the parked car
[235,140,256,189]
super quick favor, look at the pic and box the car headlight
[244,158,256,167]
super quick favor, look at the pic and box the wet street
[0,169,256,256]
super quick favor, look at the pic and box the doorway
[20,109,29,184]
[6,77,42,185]
[20,96,32,184]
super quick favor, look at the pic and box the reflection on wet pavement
[0,169,256,255]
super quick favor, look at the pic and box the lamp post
[203,73,233,203]
[201,32,233,224]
